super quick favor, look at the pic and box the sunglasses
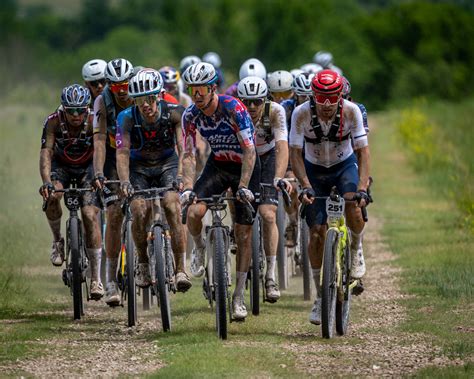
[64,107,88,116]
[241,98,265,107]
[187,85,211,97]
[270,89,293,100]
[109,81,129,93]
[88,79,106,88]
[134,95,157,107]
[314,93,341,105]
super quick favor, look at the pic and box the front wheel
[69,217,83,320]
[125,220,137,327]
[250,216,261,316]
[276,195,288,290]
[213,227,228,340]
[153,226,171,332]
[321,228,338,339]
[300,220,311,301]
[336,239,352,335]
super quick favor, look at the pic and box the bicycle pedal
[352,281,364,296]
[264,297,277,304]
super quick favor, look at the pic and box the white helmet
[128,68,163,97]
[237,76,268,99]
[82,59,107,81]
[290,68,304,78]
[179,55,201,73]
[105,58,134,82]
[182,62,218,86]
[329,64,343,75]
[292,73,313,96]
[239,58,266,80]
[300,63,323,75]
[202,52,222,68]
[267,70,293,92]
[313,51,333,68]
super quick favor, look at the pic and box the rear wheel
[336,239,352,335]
[213,228,228,339]
[154,226,171,332]
[300,220,311,301]
[276,195,288,290]
[70,217,83,321]
[125,220,137,327]
[321,229,338,339]
[250,216,261,315]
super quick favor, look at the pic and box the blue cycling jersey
[182,95,255,163]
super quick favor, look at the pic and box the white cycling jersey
[290,99,368,168]
[254,101,288,155]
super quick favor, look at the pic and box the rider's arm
[92,95,107,176]
[272,102,289,180]
[289,106,311,189]
[115,111,131,183]
[355,146,370,192]
[39,118,55,183]
[181,112,196,189]
[239,144,256,189]
[172,106,186,178]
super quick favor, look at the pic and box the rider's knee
[81,205,99,223]
[130,198,148,219]
[259,206,276,224]
[187,204,207,223]
[107,203,123,227]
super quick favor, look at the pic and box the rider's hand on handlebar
[299,187,316,205]
[354,189,370,208]
[180,189,195,205]
[120,180,134,198]
[39,182,54,201]
[93,172,106,190]
[274,177,293,194]
[236,186,254,203]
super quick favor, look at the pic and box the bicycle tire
[70,217,83,320]
[250,216,261,316]
[213,227,228,339]
[300,220,312,301]
[276,195,288,290]
[321,228,338,339]
[336,239,352,335]
[153,225,171,332]
[126,220,137,327]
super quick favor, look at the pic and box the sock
[175,253,186,273]
[351,227,365,253]
[106,257,118,284]
[312,268,321,298]
[87,248,102,282]
[48,218,62,241]
[233,271,247,299]
[265,256,276,281]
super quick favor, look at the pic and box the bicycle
[182,192,253,339]
[301,179,372,338]
[42,180,96,320]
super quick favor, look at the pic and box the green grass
[370,109,474,376]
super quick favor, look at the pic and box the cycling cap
[179,55,201,73]
[159,66,180,84]
[202,52,222,68]
[182,62,218,86]
[313,51,333,68]
[82,59,107,81]
[237,76,268,99]
[128,68,164,97]
[267,70,293,92]
[292,73,313,96]
[239,58,266,80]
[105,58,134,82]
[61,84,91,107]
[311,69,343,95]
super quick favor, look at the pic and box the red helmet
[311,69,343,95]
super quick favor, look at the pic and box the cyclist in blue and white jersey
[181,63,260,321]
[289,70,370,326]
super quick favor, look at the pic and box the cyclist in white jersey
[289,70,370,325]
[238,76,292,303]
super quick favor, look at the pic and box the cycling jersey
[182,95,255,163]
[356,103,369,133]
[41,107,94,167]
[254,101,288,155]
[290,99,368,168]
[116,100,184,165]
[280,98,297,133]
[224,81,239,97]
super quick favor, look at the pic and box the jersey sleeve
[181,108,197,152]
[289,103,307,148]
[346,101,368,150]
[230,98,255,148]
[115,109,132,149]
[41,113,57,150]
[271,102,288,142]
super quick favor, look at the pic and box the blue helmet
[61,84,91,107]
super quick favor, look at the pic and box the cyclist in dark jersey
[115,68,192,292]
[92,58,135,306]
[181,62,260,321]
[39,84,103,300]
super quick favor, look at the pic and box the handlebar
[42,187,96,212]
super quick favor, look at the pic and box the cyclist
[39,84,104,300]
[225,58,267,98]
[92,58,135,306]
[280,72,314,248]
[300,63,323,76]
[267,70,294,104]
[237,76,292,303]
[313,50,343,75]
[179,55,201,76]
[181,62,260,321]
[159,66,192,108]
[342,76,369,134]
[289,70,370,325]
[82,59,107,103]
[202,51,226,93]
[115,68,191,291]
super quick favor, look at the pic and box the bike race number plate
[326,197,345,219]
